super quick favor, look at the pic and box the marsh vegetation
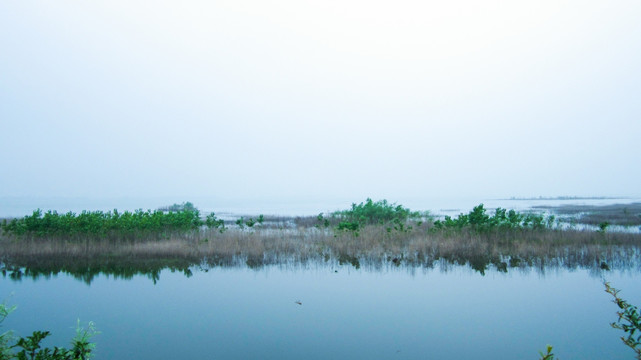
[2,197,641,360]
[1,199,640,283]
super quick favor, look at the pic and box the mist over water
[1,1,640,358]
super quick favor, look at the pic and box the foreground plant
[0,303,15,360]
[0,304,98,360]
[538,345,556,360]
[540,283,641,359]
[605,282,641,359]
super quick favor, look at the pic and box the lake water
[2,262,640,359]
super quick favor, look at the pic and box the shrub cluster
[320,199,553,236]
[327,198,429,235]
[234,215,264,229]
[0,208,209,239]
[0,200,558,240]
[333,198,416,225]
[433,204,555,231]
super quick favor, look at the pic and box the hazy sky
[1,0,640,202]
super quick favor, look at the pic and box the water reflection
[2,243,639,284]
[2,254,641,359]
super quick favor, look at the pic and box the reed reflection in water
[1,226,640,283]
[2,260,640,360]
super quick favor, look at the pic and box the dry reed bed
[2,226,640,273]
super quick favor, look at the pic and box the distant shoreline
[500,196,628,201]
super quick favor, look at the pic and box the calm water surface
[2,263,640,359]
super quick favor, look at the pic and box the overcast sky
[1,0,640,203]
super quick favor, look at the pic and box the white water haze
[1,0,640,204]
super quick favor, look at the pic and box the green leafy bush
[334,198,413,225]
[433,204,554,232]
[337,221,359,232]
[235,217,245,230]
[599,222,610,233]
[315,213,330,228]
[205,213,225,233]
[331,198,427,234]
[1,208,204,240]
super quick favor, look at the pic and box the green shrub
[334,198,412,226]
[315,213,330,228]
[433,204,554,232]
[337,221,359,232]
[331,198,426,233]
[599,222,610,233]
[205,213,225,233]
[1,208,204,239]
